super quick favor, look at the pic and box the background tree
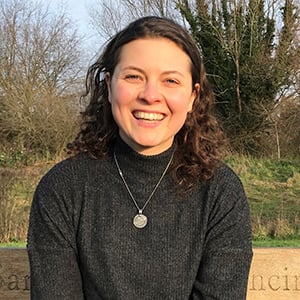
[272,96,300,158]
[0,0,85,162]
[88,0,182,39]
[177,0,300,156]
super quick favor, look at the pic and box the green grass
[252,239,300,247]
[0,242,27,248]
[1,240,299,248]
[226,155,300,241]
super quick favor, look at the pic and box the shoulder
[36,152,111,192]
[40,153,93,181]
[210,162,244,191]
[206,162,248,209]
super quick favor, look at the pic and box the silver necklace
[113,150,174,229]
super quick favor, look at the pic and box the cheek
[110,83,135,106]
[167,91,193,112]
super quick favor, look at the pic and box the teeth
[134,111,164,121]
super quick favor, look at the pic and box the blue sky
[47,0,89,22]
[40,0,102,64]
[43,0,95,40]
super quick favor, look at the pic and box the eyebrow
[121,66,186,78]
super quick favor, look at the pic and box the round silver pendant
[133,213,148,228]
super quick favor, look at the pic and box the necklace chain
[113,150,174,222]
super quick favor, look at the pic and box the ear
[188,83,200,112]
[105,72,112,103]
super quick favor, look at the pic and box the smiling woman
[105,38,198,155]
[27,16,253,300]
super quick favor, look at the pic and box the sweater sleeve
[27,162,84,300]
[191,165,253,300]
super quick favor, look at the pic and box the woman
[27,16,253,299]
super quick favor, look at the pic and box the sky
[47,0,89,26]
[43,0,98,44]
[40,0,103,64]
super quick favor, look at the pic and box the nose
[138,81,162,103]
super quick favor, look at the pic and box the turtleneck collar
[113,135,175,179]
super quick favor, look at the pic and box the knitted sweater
[27,138,253,299]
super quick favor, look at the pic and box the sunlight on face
[106,38,199,155]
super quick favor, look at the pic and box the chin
[135,138,161,147]
[134,139,172,155]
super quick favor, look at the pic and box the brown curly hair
[67,16,225,190]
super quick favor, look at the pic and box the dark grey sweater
[27,138,253,299]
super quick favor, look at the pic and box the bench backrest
[0,248,299,299]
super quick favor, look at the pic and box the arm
[191,166,253,300]
[27,164,84,300]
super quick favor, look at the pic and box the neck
[118,133,174,156]
[113,136,175,203]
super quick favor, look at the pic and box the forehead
[116,38,192,71]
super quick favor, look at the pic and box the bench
[247,248,300,300]
[0,248,299,299]
[0,248,30,300]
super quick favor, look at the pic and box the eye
[165,78,180,85]
[124,74,141,81]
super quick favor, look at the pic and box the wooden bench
[0,248,299,299]
[0,248,30,300]
[247,248,300,300]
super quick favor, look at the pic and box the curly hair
[67,16,225,190]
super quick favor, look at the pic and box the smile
[133,111,164,121]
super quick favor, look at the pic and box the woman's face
[106,38,199,155]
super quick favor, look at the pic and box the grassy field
[1,240,299,248]
[0,155,300,246]
[226,156,300,244]
[252,238,300,247]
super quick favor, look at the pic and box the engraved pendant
[133,213,148,229]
